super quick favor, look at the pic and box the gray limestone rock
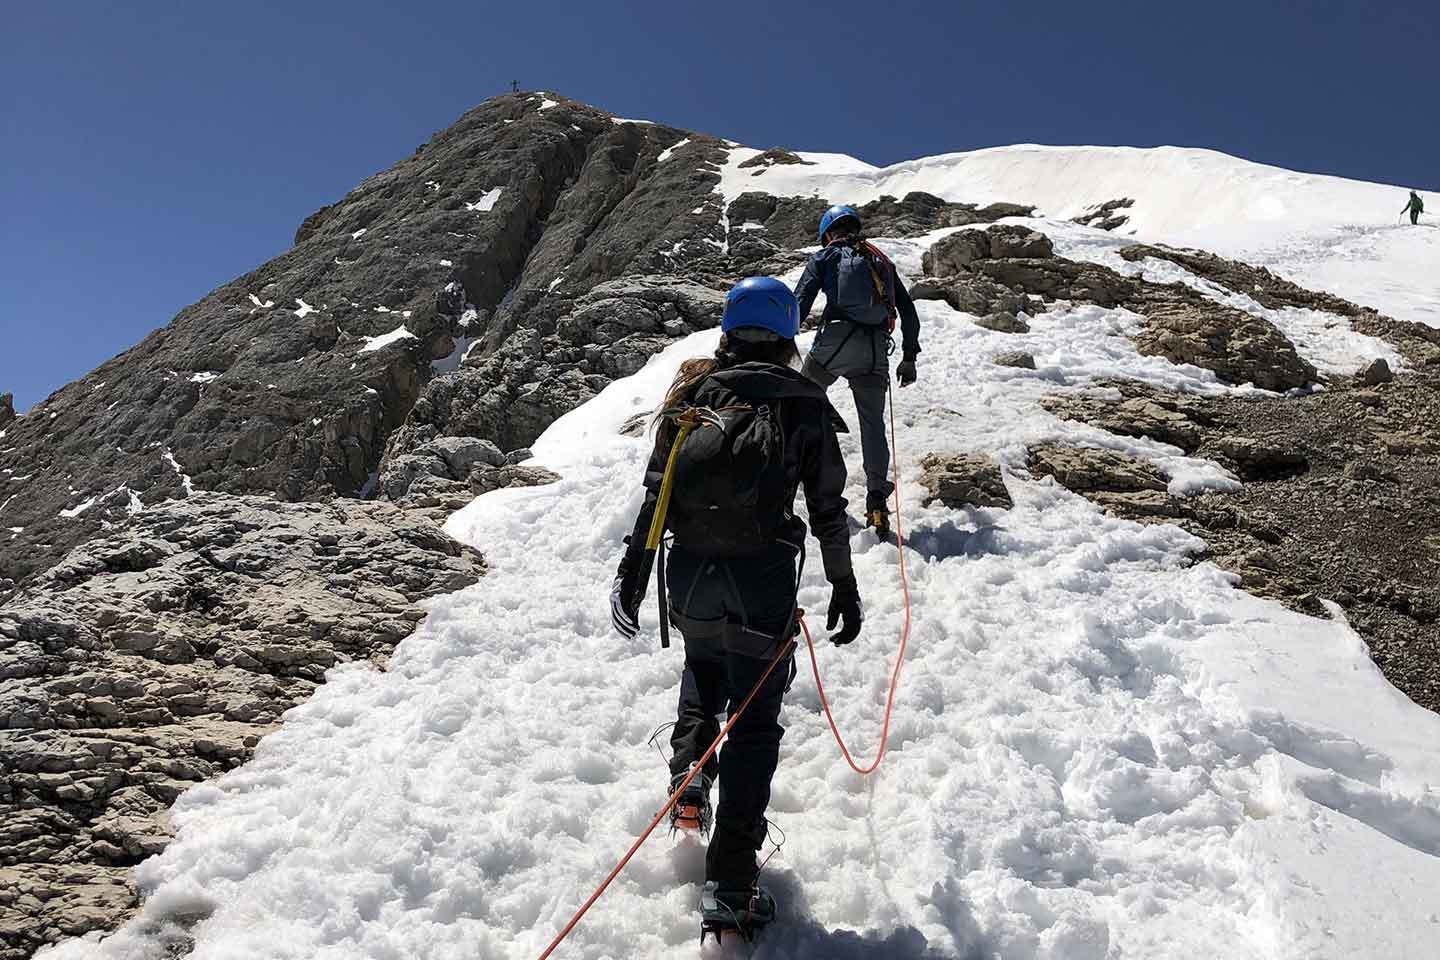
[919,454,1013,509]
[0,492,483,957]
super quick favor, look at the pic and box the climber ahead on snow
[610,276,861,941]
[795,205,921,537]
[1402,190,1424,225]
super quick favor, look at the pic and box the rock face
[0,393,13,428]
[0,93,733,592]
[0,493,483,958]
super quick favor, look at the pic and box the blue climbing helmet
[721,277,799,339]
[817,204,861,243]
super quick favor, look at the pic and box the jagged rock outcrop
[0,493,482,957]
[1120,242,1440,367]
[0,393,13,428]
[737,147,812,169]
[1042,379,1215,452]
[1072,198,1135,231]
[918,225,1319,391]
[727,192,1033,253]
[379,277,728,499]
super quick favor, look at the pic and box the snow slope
[719,144,1440,329]
[41,146,1440,960]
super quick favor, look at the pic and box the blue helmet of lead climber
[817,204,861,243]
[720,277,799,340]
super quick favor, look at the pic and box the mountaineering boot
[668,766,713,837]
[864,489,891,539]
[866,506,891,538]
[700,880,777,944]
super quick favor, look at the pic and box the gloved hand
[896,358,917,387]
[611,569,641,638]
[826,576,864,646]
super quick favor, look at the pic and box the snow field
[717,144,1440,330]
[45,242,1440,959]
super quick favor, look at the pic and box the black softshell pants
[666,541,798,888]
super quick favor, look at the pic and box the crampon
[699,881,775,945]
[668,768,713,838]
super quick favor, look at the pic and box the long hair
[654,334,799,432]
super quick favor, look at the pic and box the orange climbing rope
[535,383,915,957]
[534,635,797,960]
[802,380,913,774]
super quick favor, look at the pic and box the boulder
[1207,436,1309,481]
[986,224,1054,260]
[919,454,1013,509]
[1360,357,1395,385]
[974,312,1031,334]
[992,351,1037,369]
[1028,444,1168,494]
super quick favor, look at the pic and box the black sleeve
[894,275,921,362]
[794,255,823,321]
[617,430,669,578]
[797,400,854,585]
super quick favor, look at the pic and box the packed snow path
[47,231,1440,960]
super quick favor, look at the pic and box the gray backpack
[833,241,896,329]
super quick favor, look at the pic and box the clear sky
[3,0,1436,409]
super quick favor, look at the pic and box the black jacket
[794,243,922,361]
[620,361,853,587]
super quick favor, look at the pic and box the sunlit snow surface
[43,147,1440,960]
[715,144,1440,330]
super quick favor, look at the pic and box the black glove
[826,576,863,646]
[610,565,642,639]
[896,358,917,388]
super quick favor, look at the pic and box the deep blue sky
[3,1,1436,409]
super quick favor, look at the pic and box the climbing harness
[535,382,915,956]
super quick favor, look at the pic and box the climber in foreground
[1402,190,1424,225]
[795,205,921,538]
[610,276,862,940]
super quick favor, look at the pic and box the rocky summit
[4,93,1440,957]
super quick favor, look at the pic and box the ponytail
[653,334,800,433]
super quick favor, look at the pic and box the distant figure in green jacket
[1402,191,1424,225]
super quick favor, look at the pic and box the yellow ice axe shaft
[644,414,699,551]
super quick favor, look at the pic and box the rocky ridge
[5,93,1440,957]
[0,494,482,957]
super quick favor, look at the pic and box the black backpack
[664,402,790,557]
[833,240,898,331]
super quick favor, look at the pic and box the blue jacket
[794,244,922,361]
